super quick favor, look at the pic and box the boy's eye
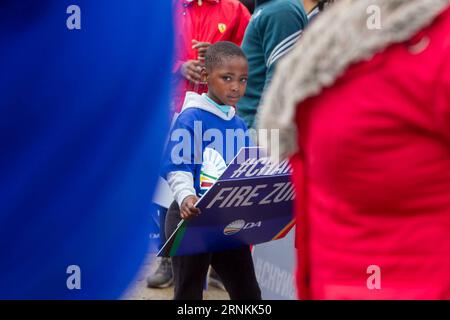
[240,78,248,83]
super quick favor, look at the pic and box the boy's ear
[201,67,208,83]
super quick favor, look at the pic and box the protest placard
[158,147,295,257]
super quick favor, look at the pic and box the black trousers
[165,201,262,300]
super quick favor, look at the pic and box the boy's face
[205,56,248,106]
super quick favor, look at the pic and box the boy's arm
[167,171,195,207]
[167,172,200,220]
[162,117,201,219]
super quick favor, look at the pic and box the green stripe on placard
[169,221,188,256]
[200,171,218,181]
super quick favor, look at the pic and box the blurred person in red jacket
[259,0,450,299]
[172,0,251,114]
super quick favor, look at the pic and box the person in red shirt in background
[147,0,250,290]
[171,0,251,114]
[259,0,450,299]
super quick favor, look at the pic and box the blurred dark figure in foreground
[0,1,173,299]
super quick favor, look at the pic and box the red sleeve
[230,3,251,46]
[434,47,450,142]
[289,152,311,299]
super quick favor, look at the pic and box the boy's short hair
[205,41,247,72]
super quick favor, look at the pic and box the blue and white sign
[159,147,295,257]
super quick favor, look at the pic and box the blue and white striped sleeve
[261,6,307,90]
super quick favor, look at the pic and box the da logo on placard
[224,220,262,235]
[218,23,227,33]
[224,220,245,235]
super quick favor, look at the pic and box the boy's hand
[181,60,203,84]
[180,195,201,220]
[192,40,211,61]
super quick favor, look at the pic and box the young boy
[161,41,261,300]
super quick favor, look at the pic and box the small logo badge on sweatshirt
[218,23,227,33]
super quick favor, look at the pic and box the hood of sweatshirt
[180,91,236,121]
